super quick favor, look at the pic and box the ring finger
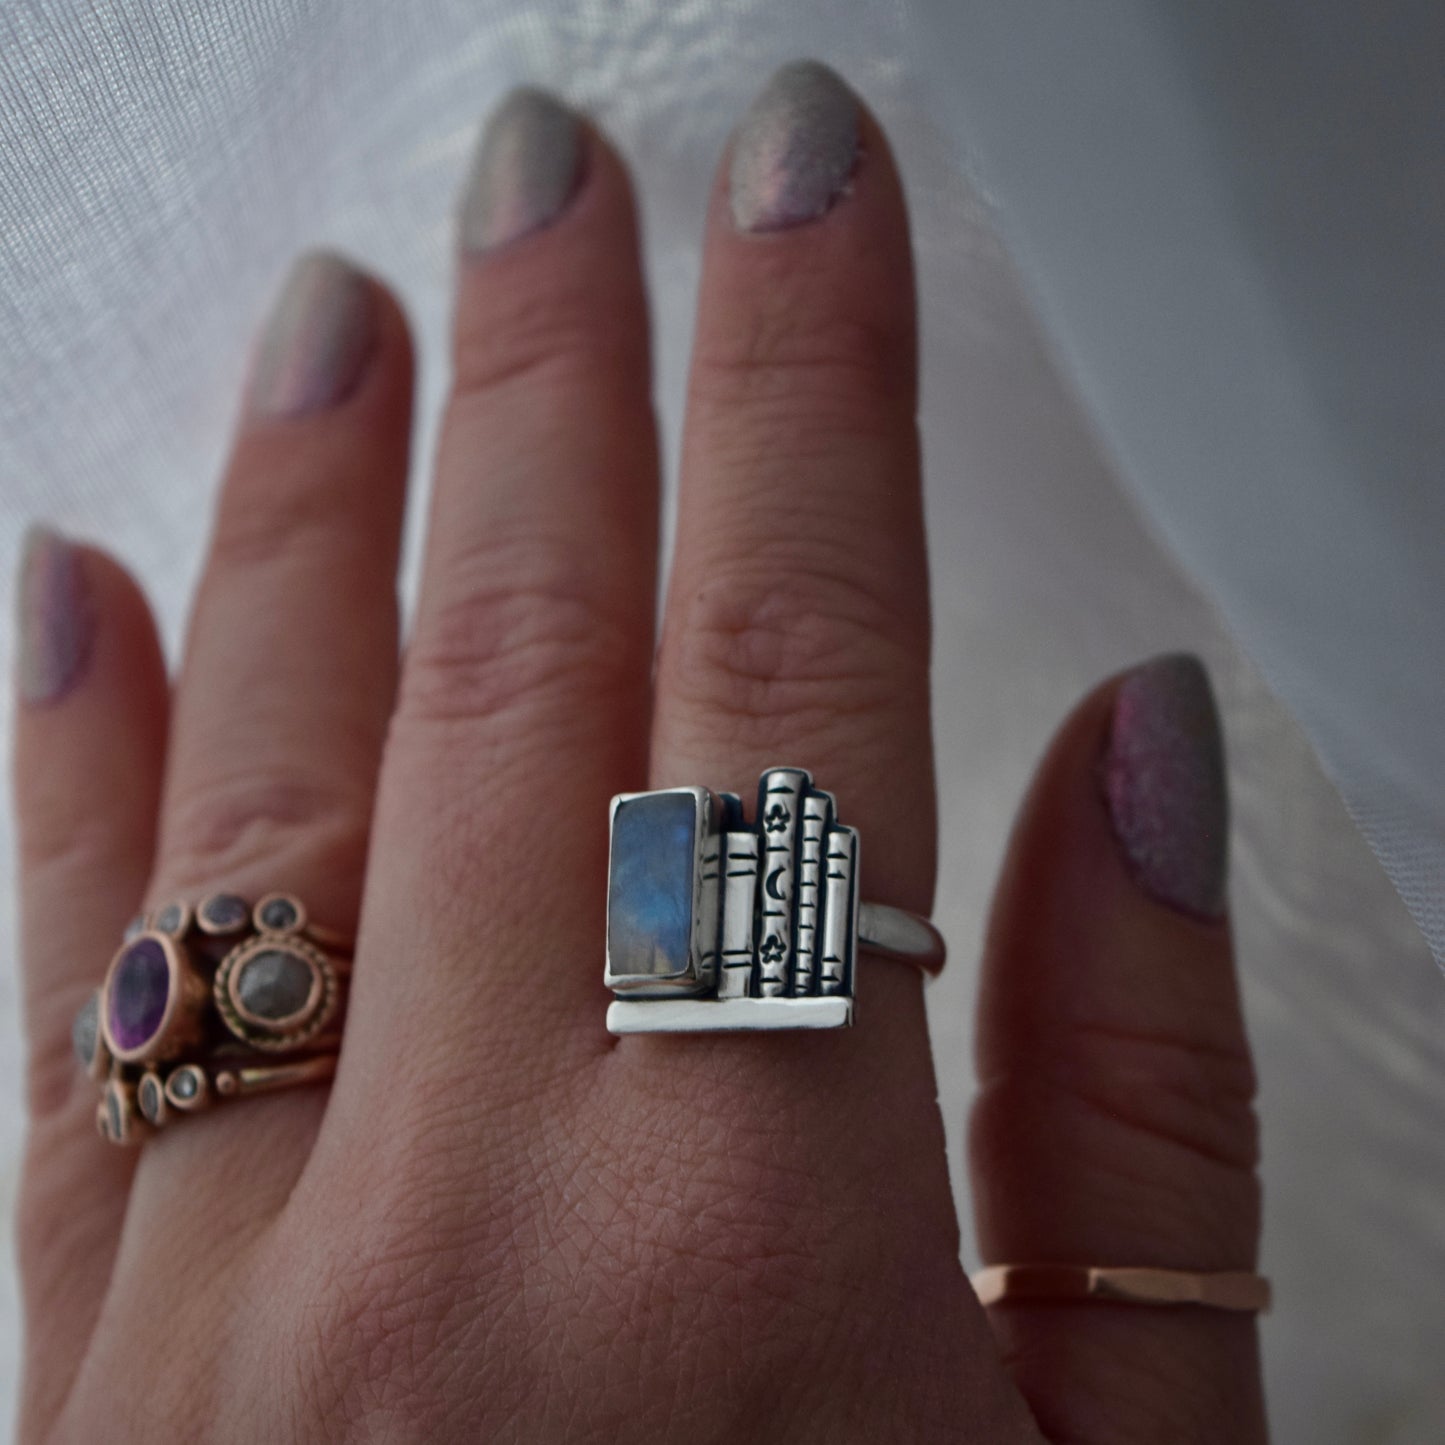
[116,252,413,1234]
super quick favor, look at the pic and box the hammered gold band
[971,1264,1271,1313]
[73,892,350,1144]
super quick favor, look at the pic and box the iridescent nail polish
[1103,653,1229,918]
[729,60,861,233]
[459,87,584,255]
[16,526,93,705]
[247,251,377,419]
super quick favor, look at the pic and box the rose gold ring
[72,892,351,1144]
[971,1264,1271,1313]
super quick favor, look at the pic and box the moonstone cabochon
[607,792,698,981]
[106,937,171,1053]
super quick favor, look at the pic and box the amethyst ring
[73,892,350,1144]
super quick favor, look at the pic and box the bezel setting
[100,931,205,1065]
[214,934,337,1051]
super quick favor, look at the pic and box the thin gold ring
[971,1264,1271,1313]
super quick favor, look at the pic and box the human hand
[14,62,1265,1442]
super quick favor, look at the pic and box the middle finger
[323,92,659,1150]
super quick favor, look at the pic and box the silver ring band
[857,902,946,976]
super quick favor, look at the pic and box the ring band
[971,1265,1271,1313]
[604,767,944,1034]
[73,892,349,1144]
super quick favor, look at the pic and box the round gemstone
[199,892,248,932]
[138,1074,164,1124]
[71,991,99,1068]
[234,948,315,1026]
[259,896,299,932]
[106,937,171,1053]
[170,1068,199,1101]
[155,903,185,934]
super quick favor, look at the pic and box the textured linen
[0,3,1442,1440]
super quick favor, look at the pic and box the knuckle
[452,277,644,407]
[661,560,924,737]
[20,803,134,886]
[207,462,362,579]
[1060,1020,1261,1171]
[398,530,640,731]
[970,1019,1261,1192]
[689,304,913,427]
[158,765,370,889]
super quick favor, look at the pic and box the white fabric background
[1,3,1442,1441]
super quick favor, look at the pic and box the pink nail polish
[729,60,861,233]
[16,526,94,706]
[1102,653,1228,918]
[247,251,377,419]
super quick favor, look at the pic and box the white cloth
[1,3,1442,1439]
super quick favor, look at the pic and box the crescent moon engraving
[765,867,788,901]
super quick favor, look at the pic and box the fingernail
[16,526,94,706]
[1102,653,1229,919]
[247,251,377,419]
[459,87,584,255]
[729,60,861,233]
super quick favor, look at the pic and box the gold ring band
[971,1264,1271,1313]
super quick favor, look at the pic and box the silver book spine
[718,831,759,999]
[791,791,834,996]
[819,825,859,995]
[755,768,808,997]
[696,826,722,990]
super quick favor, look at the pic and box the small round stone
[71,992,99,1068]
[170,1068,199,1101]
[199,892,249,933]
[234,948,315,1026]
[155,903,186,935]
[104,1087,124,1142]
[106,938,171,1054]
[258,896,299,932]
[138,1074,165,1124]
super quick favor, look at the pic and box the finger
[637,62,1027,1430]
[970,655,1266,1444]
[328,92,658,1130]
[122,252,412,1222]
[13,533,167,1438]
[650,63,932,1063]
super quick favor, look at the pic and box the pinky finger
[12,529,168,1437]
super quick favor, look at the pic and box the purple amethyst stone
[107,938,171,1053]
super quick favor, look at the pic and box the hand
[14,63,1265,1442]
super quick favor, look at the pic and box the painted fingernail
[459,87,584,255]
[16,526,94,706]
[729,60,861,233]
[247,251,377,419]
[1103,653,1229,919]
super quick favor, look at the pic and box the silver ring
[604,767,945,1034]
